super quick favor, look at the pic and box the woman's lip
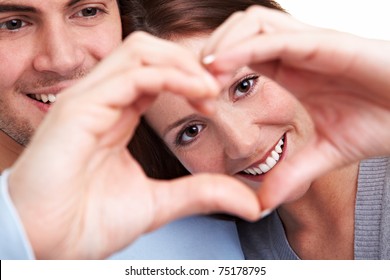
[244,134,285,170]
[235,133,287,182]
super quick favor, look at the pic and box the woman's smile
[236,133,287,183]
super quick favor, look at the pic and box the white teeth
[41,95,49,103]
[271,151,280,161]
[266,157,277,168]
[241,135,285,176]
[248,168,257,175]
[254,167,263,174]
[48,94,56,103]
[275,139,284,153]
[259,163,270,173]
[30,94,57,104]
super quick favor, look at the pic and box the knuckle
[247,5,263,15]
[123,31,150,52]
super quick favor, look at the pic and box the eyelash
[175,123,205,147]
[231,74,260,102]
[72,6,108,19]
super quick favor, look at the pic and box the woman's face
[145,36,314,189]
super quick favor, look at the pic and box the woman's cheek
[177,152,225,174]
[261,81,300,123]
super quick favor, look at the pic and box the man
[0,0,123,171]
[0,0,260,259]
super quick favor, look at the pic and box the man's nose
[33,24,85,76]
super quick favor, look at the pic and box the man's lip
[26,96,52,113]
[24,81,76,95]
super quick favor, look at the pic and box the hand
[202,6,390,211]
[8,32,261,259]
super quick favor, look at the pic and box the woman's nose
[216,110,260,160]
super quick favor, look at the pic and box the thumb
[148,173,261,231]
[257,139,340,211]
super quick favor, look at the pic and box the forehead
[0,0,71,7]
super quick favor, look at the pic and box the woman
[129,0,390,259]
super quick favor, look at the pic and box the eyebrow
[0,5,36,13]
[163,114,199,138]
[67,0,83,8]
[0,0,84,13]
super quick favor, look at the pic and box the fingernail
[260,209,273,219]
[203,54,216,65]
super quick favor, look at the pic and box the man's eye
[177,124,204,145]
[0,19,26,31]
[80,7,98,17]
[233,76,259,100]
[74,7,101,18]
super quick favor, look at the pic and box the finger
[239,5,310,32]
[78,32,215,92]
[256,138,343,212]
[148,174,262,231]
[127,33,210,75]
[97,106,144,149]
[60,65,219,116]
[205,33,304,74]
[99,95,161,149]
[107,67,219,108]
[210,28,361,74]
[202,5,310,59]
[202,10,245,58]
[52,66,220,145]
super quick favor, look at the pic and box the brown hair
[127,0,285,179]
[118,0,135,37]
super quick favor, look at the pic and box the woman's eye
[233,76,258,100]
[178,124,204,145]
[0,19,27,31]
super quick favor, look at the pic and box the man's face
[0,0,122,146]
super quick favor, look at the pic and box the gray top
[237,157,390,259]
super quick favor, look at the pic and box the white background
[277,0,390,40]
[3,260,389,280]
